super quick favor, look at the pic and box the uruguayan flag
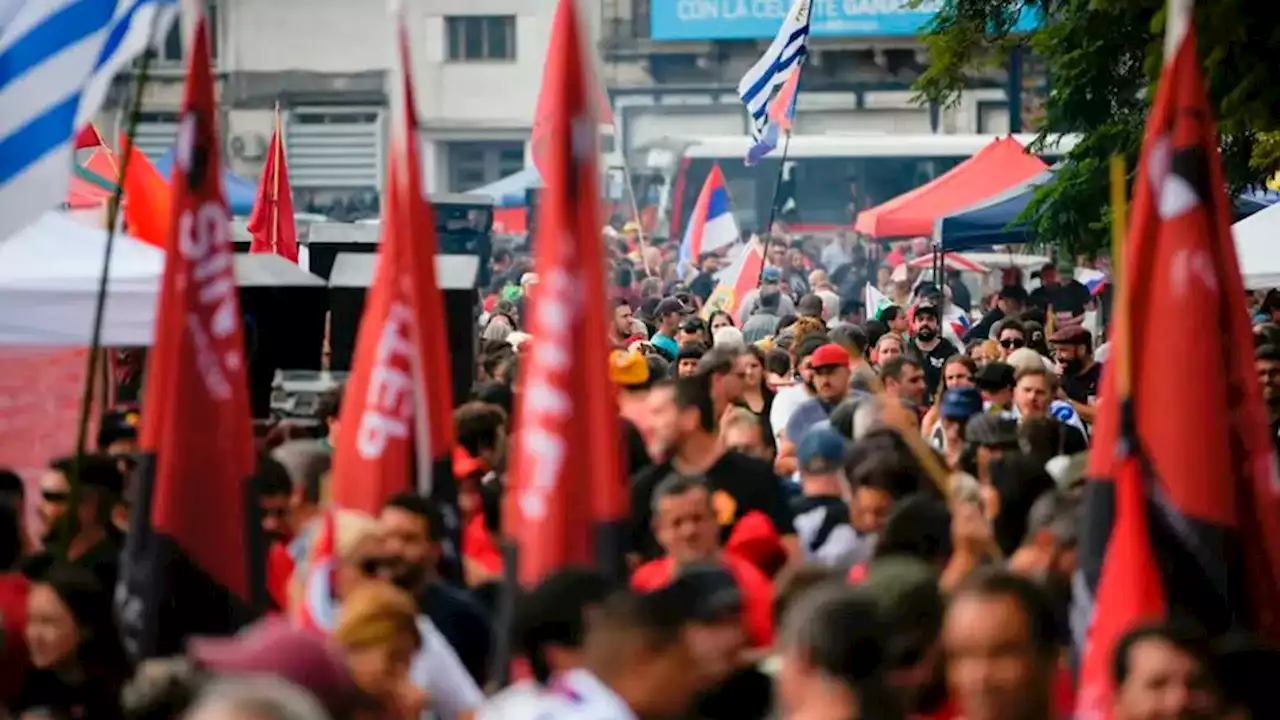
[737,0,811,142]
[0,0,179,244]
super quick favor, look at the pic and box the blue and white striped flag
[0,0,179,244]
[737,0,810,147]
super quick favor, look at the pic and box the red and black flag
[505,0,628,587]
[328,3,462,583]
[1076,9,1280,710]
[119,13,265,660]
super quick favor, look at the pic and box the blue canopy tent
[469,166,542,208]
[935,169,1054,252]
[938,171,1280,251]
[152,147,260,215]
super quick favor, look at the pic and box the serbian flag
[703,240,764,319]
[119,14,263,661]
[529,0,613,176]
[329,4,462,583]
[746,64,800,166]
[1075,8,1280,696]
[505,0,627,586]
[120,134,172,248]
[245,105,299,262]
[677,164,738,278]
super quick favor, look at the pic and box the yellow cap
[609,349,650,387]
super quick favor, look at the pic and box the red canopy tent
[855,137,1048,239]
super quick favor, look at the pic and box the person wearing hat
[650,297,688,362]
[961,414,1021,484]
[1050,325,1101,421]
[974,362,1017,413]
[906,303,959,403]
[931,387,984,469]
[780,343,853,466]
[741,285,784,344]
[790,427,863,568]
[1029,260,1091,315]
[677,316,709,348]
[736,266,797,325]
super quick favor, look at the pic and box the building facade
[95,0,1042,218]
[98,0,578,218]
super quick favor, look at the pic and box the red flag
[529,1,612,176]
[1079,13,1280,660]
[245,107,299,262]
[1076,451,1166,717]
[123,14,261,659]
[505,0,627,586]
[330,9,457,527]
[120,134,172,248]
[75,124,105,149]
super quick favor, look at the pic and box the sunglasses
[41,490,70,503]
[357,556,396,577]
[999,338,1026,349]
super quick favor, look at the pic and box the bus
[636,133,1079,240]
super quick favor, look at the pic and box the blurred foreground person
[942,570,1059,720]
[1111,621,1219,720]
[775,583,904,720]
[538,588,707,719]
[16,564,130,720]
[478,568,614,718]
[334,582,428,719]
[181,677,329,720]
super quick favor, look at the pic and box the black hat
[665,561,743,622]
[964,413,1020,447]
[913,303,940,319]
[656,297,688,317]
[974,362,1016,392]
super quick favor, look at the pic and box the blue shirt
[651,333,679,361]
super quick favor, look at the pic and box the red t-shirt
[266,541,294,611]
[630,554,774,648]
[0,573,31,703]
[463,514,502,574]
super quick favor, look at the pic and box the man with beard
[380,492,492,685]
[907,304,959,402]
[27,455,123,592]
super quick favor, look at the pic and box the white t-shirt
[532,669,638,720]
[411,616,484,720]
[769,382,812,443]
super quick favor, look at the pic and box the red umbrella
[906,252,989,273]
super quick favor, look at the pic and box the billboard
[650,0,1034,41]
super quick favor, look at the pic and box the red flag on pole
[529,2,613,177]
[122,13,263,660]
[246,106,299,262]
[1078,0,1280,683]
[505,0,627,586]
[329,4,462,577]
[119,134,172,248]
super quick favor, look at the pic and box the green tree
[914,0,1280,256]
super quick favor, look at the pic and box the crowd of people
[1,227,1278,720]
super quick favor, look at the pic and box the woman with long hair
[736,345,777,449]
[16,563,131,720]
[920,355,977,443]
[334,582,427,720]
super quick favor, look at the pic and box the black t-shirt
[909,337,959,400]
[1030,280,1092,315]
[1061,361,1103,405]
[416,581,493,685]
[629,451,796,562]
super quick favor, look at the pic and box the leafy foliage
[913,0,1280,255]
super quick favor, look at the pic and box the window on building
[148,1,218,64]
[447,141,527,192]
[445,16,516,61]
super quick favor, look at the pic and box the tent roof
[935,168,1055,251]
[328,252,479,290]
[0,212,162,347]
[153,147,259,215]
[1233,202,1280,289]
[234,254,326,288]
[855,137,1049,239]
[468,166,541,208]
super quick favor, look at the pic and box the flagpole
[755,130,793,285]
[270,101,281,254]
[68,51,156,551]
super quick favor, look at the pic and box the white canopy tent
[0,213,164,347]
[1234,202,1280,289]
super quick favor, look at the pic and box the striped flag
[0,0,179,243]
[737,0,810,144]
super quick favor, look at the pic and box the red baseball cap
[809,343,851,369]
